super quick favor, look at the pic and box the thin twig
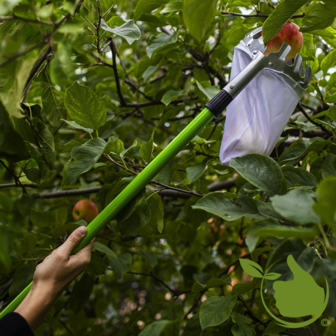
[221,11,305,18]
[0,160,27,193]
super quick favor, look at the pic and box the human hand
[15,226,94,330]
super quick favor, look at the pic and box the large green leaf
[42,86,67,128]
[322,153,336,178]
[321,49,336,73]
[278,138,329,166]
[312,177,336,227]
[199,295,236,329]
[271,189,320,225]
[230,154,286,196]
[0,102,30,162]
[192,193,256,221]
[246,218,318,252]
[147,32,178,58]
[139,320,171,336]
[0,54,37,118]
[262,0,309,44]
[64,82,106,130]
[186,160,207,184]
[69,274,95,313]
[62,138,107,186]
[183,0,217,43]
[281,166,317,187]
[101,19,141,45]
[134,0,169,20]
[301,2,336,32]
[182,313,202,336]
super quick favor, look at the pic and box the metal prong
[277,43,292,61]
[304,62,312,86]
[293,54,302,75]
[252,27,263,40]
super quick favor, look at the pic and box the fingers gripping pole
[0,108,215,318]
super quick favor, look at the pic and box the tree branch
[221,11,305,18]
[0,160,27,193]
[0,183,37,189]
[0,15,54,25]
[297,103,332,136]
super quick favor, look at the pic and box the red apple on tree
[264,22,303,62]
[72,199,99,223]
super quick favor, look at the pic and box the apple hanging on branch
[264,22,303,62]
[72,199,110,235]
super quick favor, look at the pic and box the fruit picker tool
[0,27,311,318]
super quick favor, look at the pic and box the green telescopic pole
[0,107,215,318]
[1,48,268,317]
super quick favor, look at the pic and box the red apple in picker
[72,199,99,223]
[264,22,303,62]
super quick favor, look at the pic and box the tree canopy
[1,0,336,335]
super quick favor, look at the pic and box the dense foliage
[1,0,336,335]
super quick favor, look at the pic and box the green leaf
[94,242,117,258]
[37,122,55,152]
[192,193,256,221]
[24,168,41,185]
[301,2,336,32]
[62,138,107,186]
[140,133,154,163]
[262,320,287,336]
[231,323,255,336]
[186,160,207,184]
[282,166,317,187]
[231,312,252,325]
[182,313,202,336]
[0,0,21,15]
[42,86,67,128]
[101,19,141,45]
[322,49,336,73]
[183,0,217,43]
[264,272,281,280]
[246,218,318,252]
[69,274,95,313]
[161,89,185,106]
[147,193,164,233]
[9,263,35,298]
[105,137,125,155]
[262,0,309,44]
[64,82,106,130]
[239,259,264,278]
[278,138,329,166]
[140,249,158,268]
[147,32,178,58]
[134,0,169,19]
[195,81,220,100]
[139,320,171,336]
[62,119,93,133]
[108,253,132,278]
[312,177,336,227]
[271,189,320,225]
[0,54,37,118]
[0,192,13,213]
[161,0,183,15]
[322,153,336,178]
[0,102,30,162]
[199,295,236,330]
[230,154,286,196]
[232,278,261,295]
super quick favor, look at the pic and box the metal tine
[304,62,312,86]
[292,54,302,75]
[276,43,292,61]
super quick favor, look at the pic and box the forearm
[15,286,56,331]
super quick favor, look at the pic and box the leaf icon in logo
[264,272,281,280]
[239,259,264,278]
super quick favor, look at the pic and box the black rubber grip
[205,89,233,117]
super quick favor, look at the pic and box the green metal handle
[0,108,214,318]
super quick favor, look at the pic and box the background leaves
[0,0,336,335]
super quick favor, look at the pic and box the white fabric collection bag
[220,40,305,166]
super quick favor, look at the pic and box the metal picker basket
[219,27,311,166]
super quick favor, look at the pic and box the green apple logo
[239,255,329,328]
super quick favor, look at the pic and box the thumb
[60,226,87,258]
[287,255,307,280]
